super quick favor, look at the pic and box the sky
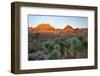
[28,15,88,29]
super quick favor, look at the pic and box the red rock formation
[35,24,55,30]
[64,25,74,33]
[30,24,56,33]
[28,24,87,34]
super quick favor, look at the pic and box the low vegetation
[28,33,88,60]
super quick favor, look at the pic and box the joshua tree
[33,33,40,42]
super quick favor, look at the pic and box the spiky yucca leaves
[70,37,82,58]
[77,35,88,57]
[54,36,87,59]
[43,41,61,59]
[47,43,61,59]
[57,38,66,56]
[63,37,72,58]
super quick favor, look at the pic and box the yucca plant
[61,37,71,58]
[70,37,83,58]
[47,43,61,59]
[42,41,61,59]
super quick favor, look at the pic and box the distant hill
[35,24,55,30]
[64,25,74,33]
[28,23,87,34]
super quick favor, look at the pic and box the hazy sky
[28,15,88,29]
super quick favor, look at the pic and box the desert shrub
[69,37,82,57]
[47,43,61,59]
[28,33,88,60]
[42,41,61,59]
